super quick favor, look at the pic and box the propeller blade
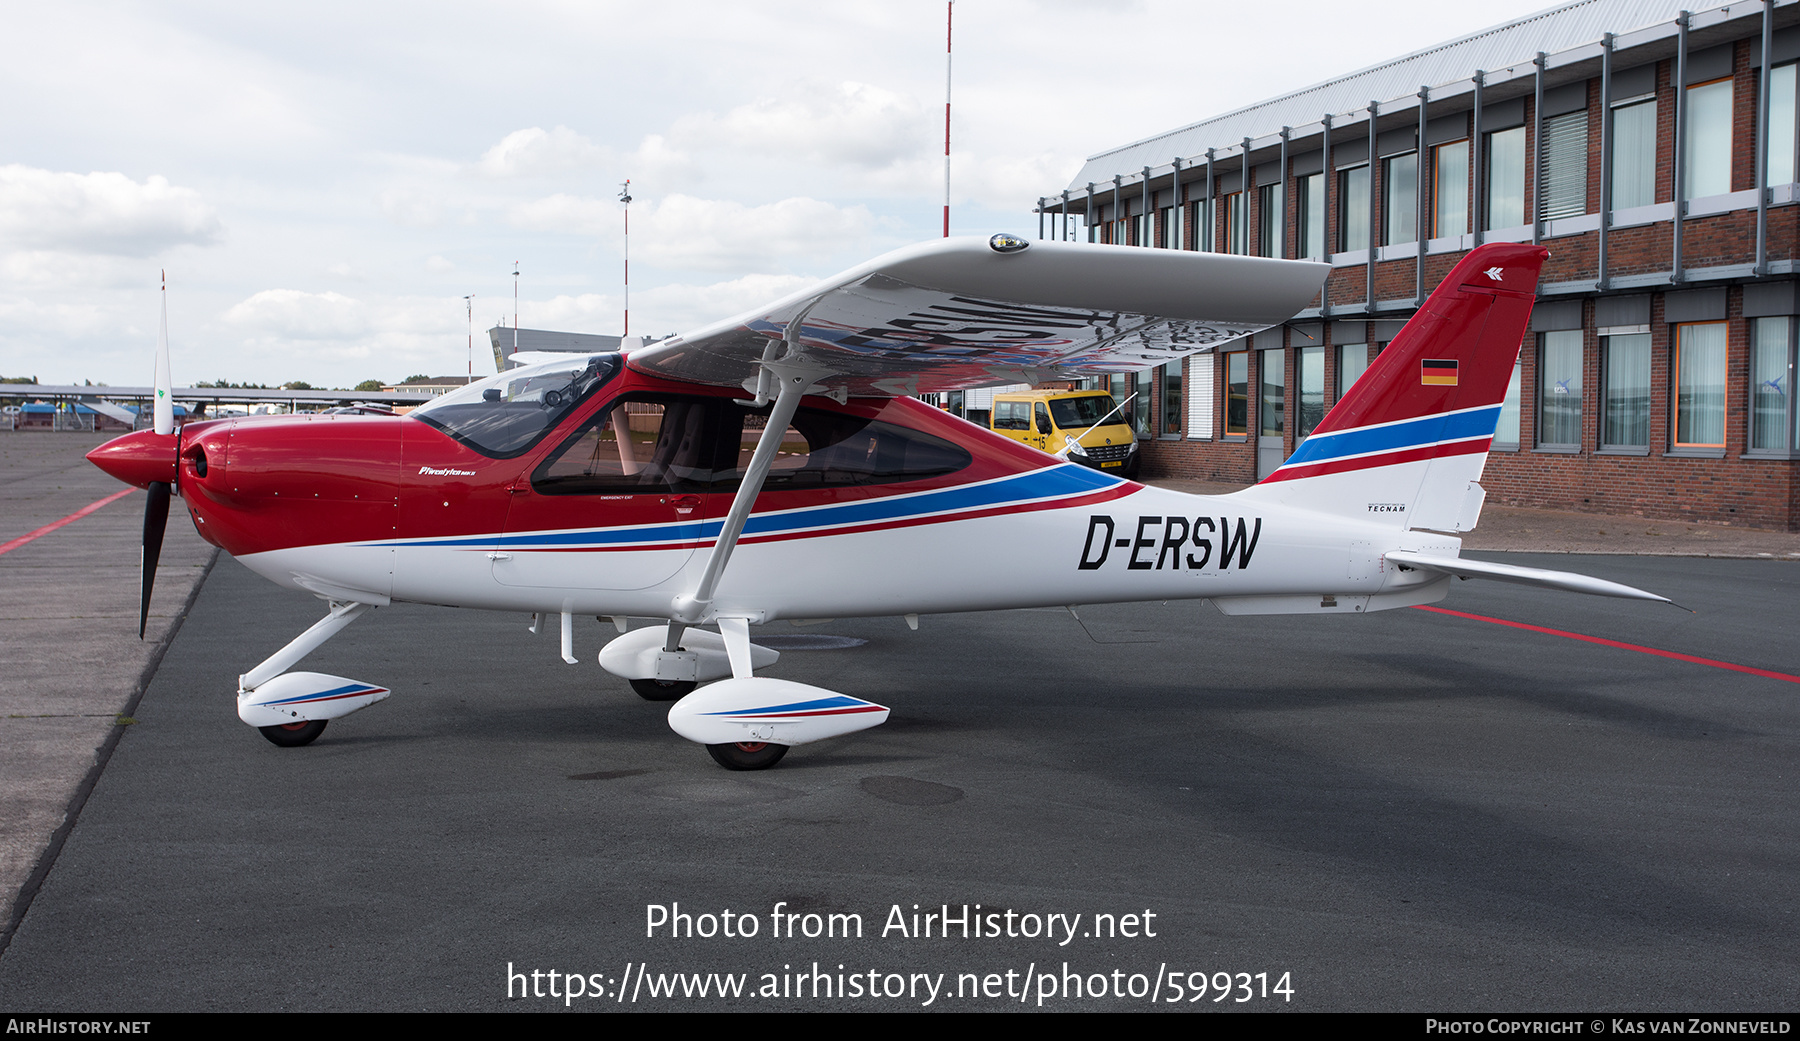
[140,481,170,639]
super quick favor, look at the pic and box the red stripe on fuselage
[502,482,1142,553]
[1259,437,1492,484]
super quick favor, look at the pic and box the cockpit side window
[713,403,971,490]
[532,395,732,495]
[532,394,972,495]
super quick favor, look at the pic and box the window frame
[1682,77,1733,201]
[1495,358,1523,450]
[1297,345,1325,441]
[1610,97,1658,210]
[1432,139,1470,238]
[1767,62,1798,188]
[1160,362,1183,437]
[1383,151,1418,245]
[1536,329,1584,451]
[1599,331,1652,452]
[1484,125,1527,230]
[1189,198,1212,252]
[1256,182,1278,257]
[1296,172,1325,259]
[1224,191,1248,255]
[1537,109,1590,221]
[1225,351,1249,437]
[1672,321,1728,452]
[1259,348,1285,438]
[1338,165,1370,252]
[1748,315,1797,457]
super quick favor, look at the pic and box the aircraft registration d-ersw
[90,235,1668,770]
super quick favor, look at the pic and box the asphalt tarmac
[1,549,1795,1011]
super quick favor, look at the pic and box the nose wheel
[258,720,328,747]
[706,741,787,771]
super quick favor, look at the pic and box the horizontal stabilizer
[1384,551,1670,604]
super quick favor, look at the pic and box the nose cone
[88,429,178,489]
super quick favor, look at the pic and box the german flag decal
[1421,359,1459,386]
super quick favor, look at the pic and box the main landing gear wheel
[706,741,788,771]
[631,678,696,702]
[258,720,328,747]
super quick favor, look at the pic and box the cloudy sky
[1,0,1560,389]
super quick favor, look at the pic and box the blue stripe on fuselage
[385,463,1124,550]
[1280,406,1500,469]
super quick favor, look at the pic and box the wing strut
[664,357,820,654]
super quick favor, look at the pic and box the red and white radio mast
[943,1,953,238]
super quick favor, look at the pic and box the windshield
[411,353,621,457]
[1049,394,1126,431]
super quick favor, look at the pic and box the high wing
[626,236,1329,397]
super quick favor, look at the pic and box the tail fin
[1235,242,1546,532]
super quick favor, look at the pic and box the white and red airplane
[89,235,1667,770]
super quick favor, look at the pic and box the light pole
[619,179,632,337]
[462,295,473,379]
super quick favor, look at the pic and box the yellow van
[989,389,1139,477]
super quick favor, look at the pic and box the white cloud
[508,193,616,236]
[674,82,932,171]
[508,192,874,272]
[638,273,817,333]
[424,255,455,273]
[0,166,221,257]
[476,126,603,178]
[223,289,367,340]
[378,188,443,228]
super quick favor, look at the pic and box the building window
[1338,165,1369,251]
[1189,198,1211,252]
[1133,369,1152,435]
[1297,346,1325,439]
[1750,316,1793,451]
[1601,332,1651,448]
[1538,111,1589,220]
[1226,352,1248,435]
[1297,173,1325,258]
[1485,126,1526,229]
[1260,349,1285,436]
[1674,321,1727,448]
[1337,343,1369,399]
[1384,151,1417,244]
[1768,63,1797,187]
[1224,192,1248,254]
[1257,183,1278,257]
[1611,99,1657,209]
[1538,329,1583,448]
[1683,78,1733,200]
[1160,205,1179,249]
[1433,140,1469,237]
[1496,360,1523,448]
[1161,363,1182,435]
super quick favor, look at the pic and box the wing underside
[628,237,1329,397]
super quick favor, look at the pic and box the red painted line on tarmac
[0,488,135,557]
[1412,604,1800,685]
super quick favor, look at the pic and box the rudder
[1235,242,1547,531]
